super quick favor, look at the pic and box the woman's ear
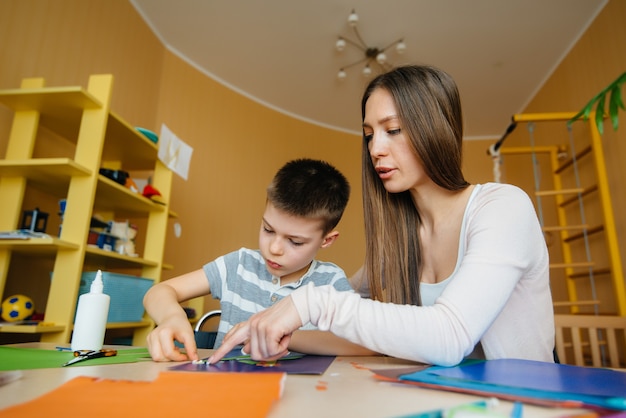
[320,230,339,248]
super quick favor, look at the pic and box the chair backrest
[554,314,626,368]
[194,310,221,349]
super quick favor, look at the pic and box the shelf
[0,75,173,346]
[95,175,166,216]
[0,86,102,142]
[0,236,79,253]
[0,158,91,196]
[105,320,152,330]
[0,323,66,334]
[103,112,159,170]
[85,246,159,268]
[0,321,171,335]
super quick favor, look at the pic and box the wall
[0,0,163,131]
[462,0,626,311]
[155,50,364,288]
[0,0,362,317]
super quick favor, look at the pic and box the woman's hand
[146,315,199,362]
[208,295,303,363]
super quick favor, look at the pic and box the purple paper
[169,349,335,375]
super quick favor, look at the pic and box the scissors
[62,349,117,367]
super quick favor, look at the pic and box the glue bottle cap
[90,270,104,294]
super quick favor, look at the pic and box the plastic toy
[20,207,48,233]
[1,294,35,322]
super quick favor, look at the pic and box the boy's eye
[289,240,304,247]
[263,226,274,234]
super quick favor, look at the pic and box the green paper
[0,347,152,371]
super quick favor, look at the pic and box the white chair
[193,310,221,349]
[554,314,626,368]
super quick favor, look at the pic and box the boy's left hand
[146,316,199,362]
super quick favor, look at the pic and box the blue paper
[400,359,626,410]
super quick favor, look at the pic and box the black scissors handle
[62,349,117,367]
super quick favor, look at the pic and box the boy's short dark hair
[267,159,350,234]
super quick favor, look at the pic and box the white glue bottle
[71,270,110,351]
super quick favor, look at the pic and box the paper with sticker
[158,123,193,180]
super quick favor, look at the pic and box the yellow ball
[1,294,35,322]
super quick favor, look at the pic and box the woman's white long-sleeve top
[291,183,555,366]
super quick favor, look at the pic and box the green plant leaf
[609,85,620,131]
[583,103,593,120]
[595,94,606,134]
[568,71,626,133]
[612,83,625,110]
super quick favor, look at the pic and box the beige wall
[462,0,626,310]
[1,0,625,313]
[155,51,363,284]
[0,0,363,316]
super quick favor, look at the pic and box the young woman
[209,65,555,367]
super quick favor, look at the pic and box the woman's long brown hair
[360,65,469,305]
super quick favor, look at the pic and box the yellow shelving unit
[0,74,172,345]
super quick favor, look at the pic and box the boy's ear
[320,230,339,248]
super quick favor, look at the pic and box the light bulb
[348,10,358,27]
[362,65,372,77]
[337,69,347,80]
[396,40,406,54]
[376,52,387,65]
[335,38,346,52]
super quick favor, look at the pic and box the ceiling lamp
[335,9,406,80]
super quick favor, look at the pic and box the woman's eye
[388,128,401,135]
[363,132,373,142]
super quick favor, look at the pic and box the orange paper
[1,371,285,417]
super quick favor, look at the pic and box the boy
[144,158,369,362]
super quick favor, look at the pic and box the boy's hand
[208,296,302,364]
[146,316,199,362]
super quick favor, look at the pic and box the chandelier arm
[341,56,372,71]
[341,36,367,52]
[351,25,369,50]
[380,38,404,52]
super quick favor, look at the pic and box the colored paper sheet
[0,371,285,417]
[158,123,193,180]
[399,359,626,411]
[0,347,152,371]
[169,348,335,375]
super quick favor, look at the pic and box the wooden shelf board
[0,236,78,253]
[0,324,66,334]
[85,246,159,268]
[63,320,153,331]
[105,320,152,330]
[95,175,165,216]
[103,113,159,170]
[0,87,101,112]
[0,158,90,196]
[0,87,102,141]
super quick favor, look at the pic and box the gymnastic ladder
[498,111,626,316]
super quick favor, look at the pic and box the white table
[0,344,592,417]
